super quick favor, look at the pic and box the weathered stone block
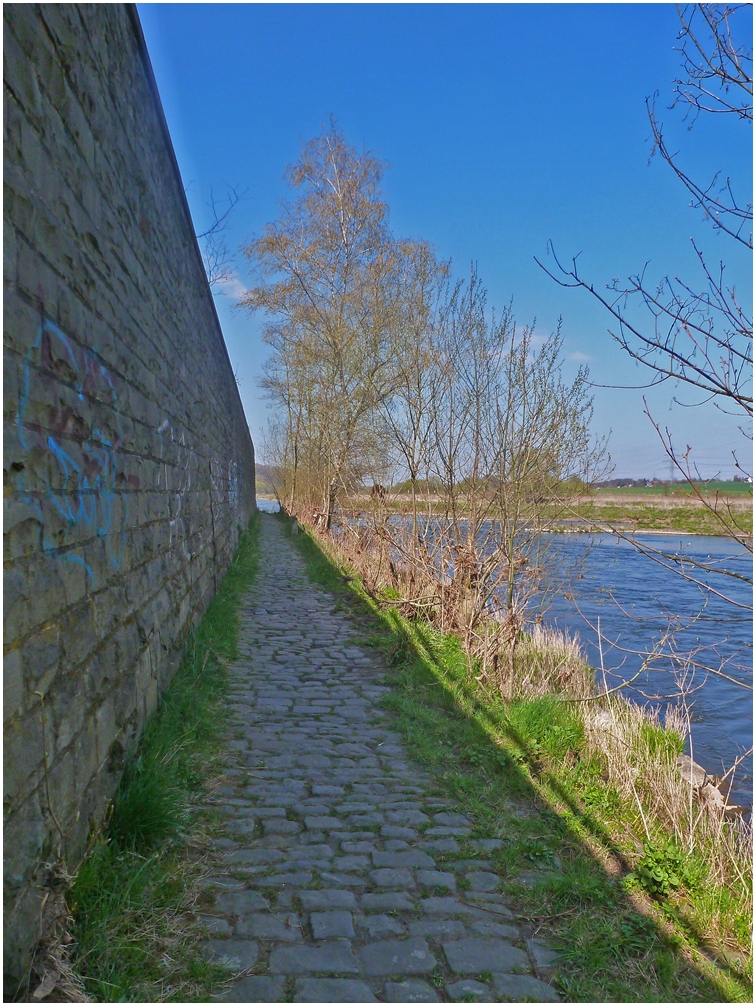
[370,868,415,889]
[372,850,435,869]
[3,646,24,722]
[310,910,355,939]
[384,980,439,1002]
[293,978,377,1003]
[235,913,303,942]
[442,937,530,974]
[299,889,357,911]
[359,937,436,976]
[268,939,360,975]
[447,978,493,1000]
[491,972,561,1001]
[360,891,415,912]
[217,975,284,1002]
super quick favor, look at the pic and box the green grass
[282,513,752,1002]
[68,514,261,1002]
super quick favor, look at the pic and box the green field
[596,482,752,497]
[357,491,752,537]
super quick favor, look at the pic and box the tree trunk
[324,477,338,531]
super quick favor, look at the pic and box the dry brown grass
[502,623,594,699]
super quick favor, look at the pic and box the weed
[507,696,584,762]
[428,968,446,988]
[626,840,696,898]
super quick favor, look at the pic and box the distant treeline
[255,464,280,495]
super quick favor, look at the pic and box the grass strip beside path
[284,513,752,1003]
[68,515,261,1003]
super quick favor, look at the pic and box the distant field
[554,487,751,536]
[595,482,752,497]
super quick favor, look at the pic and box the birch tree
[242,125,432,526]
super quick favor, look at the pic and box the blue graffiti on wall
[15,318,130,588]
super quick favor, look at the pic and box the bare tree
[242,124,433,528]
[375,242,449,551]
[427,276,608,690]
[349,270,608,697]
[539,4,751,413]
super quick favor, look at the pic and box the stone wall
[3,4,256,980]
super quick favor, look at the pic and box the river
[543,532,752,807]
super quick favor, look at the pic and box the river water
[256,500,752,805]
[257,498,282,514]
[543,532,752,806]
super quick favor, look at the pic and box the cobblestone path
[201,514,560,1003]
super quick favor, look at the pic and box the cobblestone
[373,850,436,869]
[384,978,440,1002]
[370,867,415,888]
[200,937,259,969]
[466,871,500,892]
[310,910,355,939]
[218,975,285,1002]
[359,937,436,975]
[203,514,559,1002]
[293,978,378,1002]
[235,913,304,941]
[443,937,530,974]
[269,939,360,974]
[446,978,493,1001]
[491,972,562,1001]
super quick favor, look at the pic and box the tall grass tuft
[584,698,752,908]
[511,624,594,699]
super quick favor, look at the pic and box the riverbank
[329,492,753,538]
[543,531,753,807]
[566,498,752,537]
[287,514,752,1001]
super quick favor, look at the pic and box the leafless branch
[672,3,753,120]
[196,183,246,288]
[536,243,753,416]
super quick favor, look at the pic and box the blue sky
[137,3,752,479]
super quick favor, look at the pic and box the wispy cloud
[214,271,250,302]
[567,351,594,362]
